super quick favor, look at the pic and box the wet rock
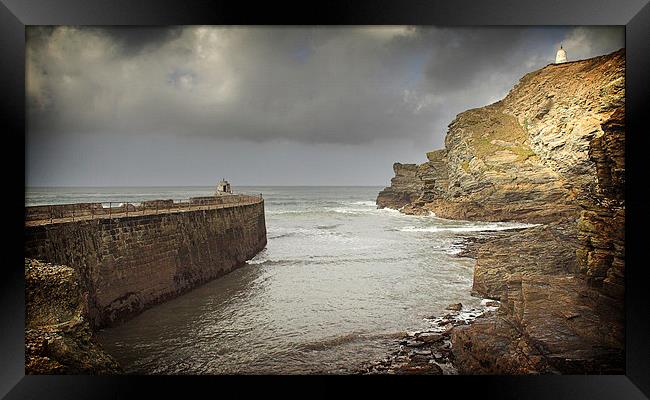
[410,354,431,365]
[394,362,443,375]
[446,303,463,311]
[417,332,444,343]
[405,340,426,348]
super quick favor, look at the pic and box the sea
[25,186,534,374]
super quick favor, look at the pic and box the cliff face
[378,49,624,224]
[576,107,625,298]
[378,49,625,374]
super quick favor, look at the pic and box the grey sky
[26,26,624,186]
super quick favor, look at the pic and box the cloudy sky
[26,26,623,187]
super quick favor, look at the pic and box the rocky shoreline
[361,219,623,375]
[375,49,625,374]
[357,229,515,375]
[360,301,499,375]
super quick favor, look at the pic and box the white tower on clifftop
[555,45,567,64]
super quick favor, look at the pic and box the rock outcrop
[376,163,423,209]
[25,259,122,374]
[377,49,625,374]
[471,221,579,300]
[452,273,624,374]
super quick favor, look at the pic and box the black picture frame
[3,0,649,398]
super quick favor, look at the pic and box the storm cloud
[26,26,623,186]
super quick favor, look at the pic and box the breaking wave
[398,222,537,233]
[344,201,376,206]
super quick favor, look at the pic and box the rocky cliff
[376,163,423,209]
[378,49,624,224]
[378,49,625,374]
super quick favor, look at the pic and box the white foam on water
[376,207,401,214]
[399,222,537,233]
[328,207,387,215]
[246,258,267,265]
[266,209,318,215]
[480,298,497,306]
[268,207,375,216]
[345,201,376,207]
[329,208,365,214]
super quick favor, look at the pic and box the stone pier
[24,195,267,328]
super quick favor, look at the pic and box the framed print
[3,0,650,398]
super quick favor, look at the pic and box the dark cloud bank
[26,26,623,186]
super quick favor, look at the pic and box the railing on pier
[25,193,264,226]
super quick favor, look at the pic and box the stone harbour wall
[24,200,267,328]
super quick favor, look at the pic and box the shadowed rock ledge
[377,49,625,374]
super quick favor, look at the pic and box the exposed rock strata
[377,49,625,374]
[376,163,423,209]
[576,107,625,299]
[472,221,578,300]
[25,258,121,374]
[378,49,624,224]
[452,273,624,374]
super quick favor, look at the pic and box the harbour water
[26,186,533,374]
